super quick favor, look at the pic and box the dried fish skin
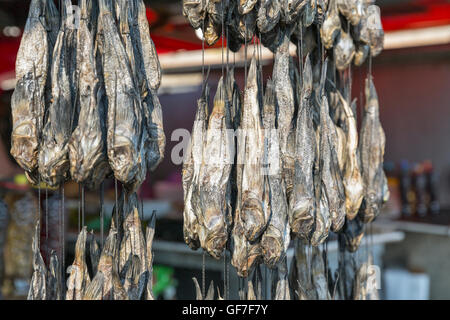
[100,3,147,191]
[39,2,78,187]
[46,250,62,300]
[198,77,233,259]
[257,0,281,34]
[359,76,386,223]
[28,221,47,300]
[354,42,369,66]
[238,58,266,242]
[338,96,364,219]
[137,0,162,91]
[69,0,109,190]
[66,227,91,300]
[11,0,50,173]
[183,84,209,250]
[337,0,364,26]
[320,0,340,49]
[289,55,316,239]
[183,0,208,29]
[334,30,355,71]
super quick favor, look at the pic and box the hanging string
[78,184,81,233]
[114,179,119,230]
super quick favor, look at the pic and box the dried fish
[337,0,364,26]
[261,81,290,268]
[260,24,282,53]
[354,255,379,300]
[183,0,209,29]
[272,256,290,299]
[365,5,384,57]
[83,227,118,300]
[336,94,364,219]
[358,76,386,223]
[354,43,369,66]
[145,212,156,300]
[257,0,281,34]
[28,221,47,300]
[289,55,316,239]
[237,8,257,42]
[39,0,78,187]
[239,0,258,14]
[11,0,51,174]
[208,0,230,26]
[100,0,147,192]
[69,0,109,190]
[320,0,340,49]
[288,239,315,299]
[303,0,316,27]
[123,255,147,300]
[66,227,91,300]
[89,231,101,276]
[205,15,220,45]
[334,30,355,71]
[238,58,266,242]
[311,245,331,300]
[46,250,62,300]
[317,61,346,233]
[183,84,209,250]
[198,77,233,258]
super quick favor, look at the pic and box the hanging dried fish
[66,227,91,300]
[123,255,148,300]
[192,277,215,300]
[337,0,364,26]
[334,30,355,71]
[237,8,257,42]
[239,0,258,14]
[100,0,147,192]
[320,0,340,49]
[261,81,290,268]
[257,0,281,34]
[288,239,315,299]
[354,42,369,66]
[280,0,307,25]
[69,0,109,190]
[89,231,101,276]
[365,5,384,57]
[303,0,316,27]
[183,83,210,250]
[198,77,233,259]
[358,76,387,223]
[11,0,51,177]
[39,0,78,187]
[183,0,209,29]
[260,24,282,53]
[28,221,47,300]
[311,245,331,300]
[317,60,346,233]
[336,94,364,219]
[46,250,61,300]
[289,55,315,239]
[83,227,118,300]
[354,255,379,300]
[272,256,290,299]
[205,15,221,45]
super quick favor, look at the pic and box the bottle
[413,164,427,217]
[399,160,413,217]
[423,160,440,215]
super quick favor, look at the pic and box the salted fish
[337,0,364,25]
[46,250,62,300]
[183,0,209,29]
[66,227,91,300]
[334,29,355,71]
[257,0,281,34]
[69,0,109,190]
[320,0,340,49]
[145,211,156,300]
[272,256,290,300]
[198,77,233,259]
[28,221,47,300]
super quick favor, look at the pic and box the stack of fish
[182,0,388,299]
[11,0,164,300]
[28,196,156,300]
[11,0,165,192]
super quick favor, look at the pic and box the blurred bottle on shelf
[399,160,413,217]
[412,163,427,217]
[423,160,440,215]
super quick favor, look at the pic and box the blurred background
[0,0,449,300]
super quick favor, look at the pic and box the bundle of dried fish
[66,227,91,300]
[28,221,47,300]
[198,77,233,259]
[39,0,78,187]
[182,83,210,250]
[100,0,147,192]
[289,55,315,239]
[358,76,387,223]
[69,0,109,190]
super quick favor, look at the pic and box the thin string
[114,179,119,230]
[78,184,81,233]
